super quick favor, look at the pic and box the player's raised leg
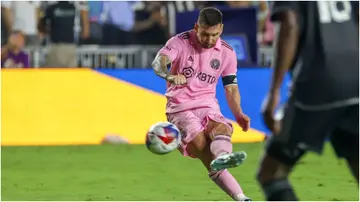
[186,131,250,201]
[205,120,247,171]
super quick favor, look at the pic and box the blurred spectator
[101,1,137,45]
[1,5,9,46]
[261,14,275,46]
[1,1,41,46]
[38,1,89,67]
[85,1,103,44]
[161,1,199,36]
[225,1,273,45]
[133,1,168,45]
[1,30,29,68]
[225,1,269,32]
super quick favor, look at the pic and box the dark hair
[197,7,223,26]
[10,30,25,38]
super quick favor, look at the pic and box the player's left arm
[38,5,52,34]
[222,51,249,131]
[76,2,90,39]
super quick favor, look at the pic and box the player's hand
[166,74,187,85]
[236,113,250,132]
[261,90,280,134]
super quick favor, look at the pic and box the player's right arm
[1,2,13,32]
[151,37,186,85]
[262,1,301,133]
[151,53,172,79]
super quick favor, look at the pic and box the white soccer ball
[145,122,182,155]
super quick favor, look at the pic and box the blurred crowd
[1,1,275,68]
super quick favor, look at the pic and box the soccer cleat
[210,151,247,171]
[234,194,252,201]
[241,197,252,201]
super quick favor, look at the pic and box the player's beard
[201,42,215,49]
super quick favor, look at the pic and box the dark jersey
[41,1,77,43]
[271,1,359,109]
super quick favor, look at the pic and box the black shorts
[266,99,359,166]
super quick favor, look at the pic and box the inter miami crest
[210,59,220,70]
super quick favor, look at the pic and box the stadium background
[2,1,279,145]
[1,1,358,201]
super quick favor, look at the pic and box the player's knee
[208,123,232,140]
[187,132,208,156]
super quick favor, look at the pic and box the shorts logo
[182,67,194,78]
[210,59,220,70]
[179,129,187,139]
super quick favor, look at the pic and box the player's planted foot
[210,151,247,171]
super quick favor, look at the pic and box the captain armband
[222,75,238,86]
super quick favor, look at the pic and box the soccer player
[151,7,251,201]
[258,1,359,201]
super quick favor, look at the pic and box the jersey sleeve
[270,1,300,22]
[221,50,238,77]
[157,36,182,62]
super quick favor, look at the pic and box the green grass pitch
[2,143,358,201]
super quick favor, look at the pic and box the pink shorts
[166,107,233,158]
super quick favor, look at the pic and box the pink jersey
[158,30,238,114]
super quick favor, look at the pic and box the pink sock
[210,135,233,157]
[209,169,243,200]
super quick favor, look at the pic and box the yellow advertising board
[1,69,264,146]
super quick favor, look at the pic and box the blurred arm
[269,3,300,93]
[37,4,51,33]
[258,1,269,31]
[77,2,90,39]
[1,46,9,60]
[132,16,156,32]
[1,2,13,32]
[133,2,163,32]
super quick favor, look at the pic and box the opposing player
[151,7,251,201]
[258,1,359,200]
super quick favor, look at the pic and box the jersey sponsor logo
[210,59,221,70]
[181,67,216,84]
[182,67,195,78]
[196,72,216,84]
